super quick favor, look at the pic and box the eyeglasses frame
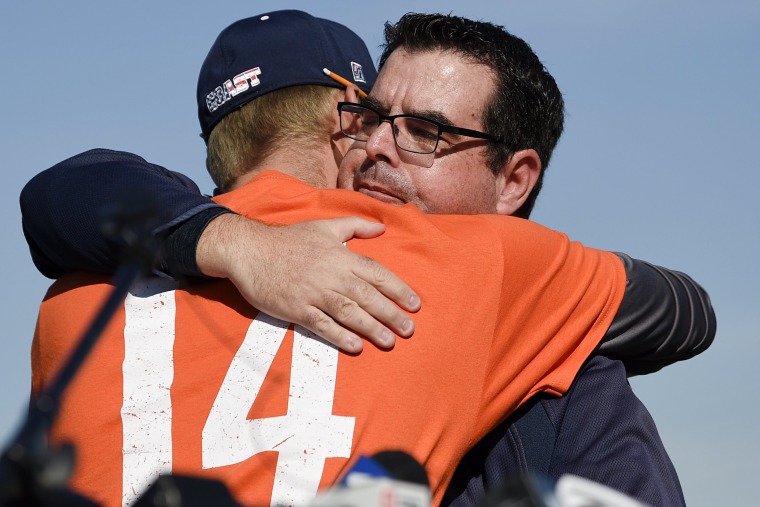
[337,101,499,155]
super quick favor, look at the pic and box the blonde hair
[206,85,341,192]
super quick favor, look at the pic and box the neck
[229,142,338,191]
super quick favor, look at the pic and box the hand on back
[196,214,421,352]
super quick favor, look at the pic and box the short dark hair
[380,13,564,218]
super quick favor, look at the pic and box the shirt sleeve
[596,253,717,375]
[20,148,231,279]
[476,217,626,432]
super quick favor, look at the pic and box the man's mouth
[356,184,406,205]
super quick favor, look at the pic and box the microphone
[481,473,649,507]
[553,475,648,507]
[309,450,431,507]
[480,473,558,507]
[132,474,243,507]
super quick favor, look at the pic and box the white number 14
[121,280,355,507]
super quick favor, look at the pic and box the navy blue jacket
[445,355,685,506]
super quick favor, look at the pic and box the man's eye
[407,126,438,142]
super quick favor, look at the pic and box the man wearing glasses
[337,101,498,171]
[26,11,712,507]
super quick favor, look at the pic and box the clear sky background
[1,1,757,505]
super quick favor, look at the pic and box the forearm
[20,149,229,278]
[159,207,233,277]
[597,253,716,375]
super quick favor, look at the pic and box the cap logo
[206,67,262,113]
[351,62,366,84]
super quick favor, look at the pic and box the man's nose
[365,121,401,166]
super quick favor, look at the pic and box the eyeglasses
[337,102,498,156]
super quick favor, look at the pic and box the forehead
[371,48,496,129]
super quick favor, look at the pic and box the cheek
[411,172,461,213]
[327,165,342,189]
[337,148,364,189]
[417,162,499,214]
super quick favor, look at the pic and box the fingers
[320,288,403,347]
[318,215,423,313]
[337,276,416,338]
[296,295,400,353]
[352,254,422,314]
[299,307,365,354]
[326,216,387,242]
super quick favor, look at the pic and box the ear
[495,149,542,216]
[330,86,364,157]
[343,85,362,103]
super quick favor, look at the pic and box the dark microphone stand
[0,189,161,506]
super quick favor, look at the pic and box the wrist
[161,207,233,278]
[196,213,267,279]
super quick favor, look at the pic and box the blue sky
[1,1,758,505]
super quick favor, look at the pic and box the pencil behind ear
[343,85,362,103]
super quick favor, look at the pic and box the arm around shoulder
[20,149,228,278]
[597,253,716,375]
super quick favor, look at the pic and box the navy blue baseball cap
[197,10,377,142]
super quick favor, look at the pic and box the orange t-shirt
[32,172,625,507]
